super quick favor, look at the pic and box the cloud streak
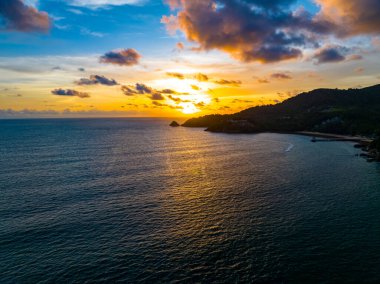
[75,75,118,86]
[214,79,242,87]
[271,73,292,80]
[0,108,140,118]
[67,0,146,8]
[51,88,90,98]
[166,72,185,80]
[166,72,209,82]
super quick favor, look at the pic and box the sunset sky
[1,0,380,118]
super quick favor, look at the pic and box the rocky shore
[362,138,380,162]
[297,132,379,162]
[178,121,380,162]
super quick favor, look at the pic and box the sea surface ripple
[0,118,379,283]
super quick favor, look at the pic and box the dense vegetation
[183,84,380,136]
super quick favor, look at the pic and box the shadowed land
[182,84,380,161]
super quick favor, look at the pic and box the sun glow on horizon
[180,102,200,114]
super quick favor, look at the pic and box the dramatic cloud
[100,49,141,66]
[0,0,51,32]
[313,46,346,64]
[316,0,380,36]
[51,88,90,98]
[214,79,242,87]
[76,75,118,86]
[162,0,329,63]
[271,73,292,80]
[162,0,380,63]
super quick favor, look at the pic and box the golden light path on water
[1,118,380,282]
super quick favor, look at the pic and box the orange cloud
[162,0,380,63]
[316,0,380,36]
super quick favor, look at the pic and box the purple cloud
[100,49,141,66]
[0,0,51,32]
[76,75,118,86]
[51,88,90,98]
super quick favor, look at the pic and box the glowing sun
[180,103,200,114]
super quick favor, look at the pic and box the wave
[285,143,295,152]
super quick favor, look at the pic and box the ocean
[0,118,379,283]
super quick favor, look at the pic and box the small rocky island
[170,121,180,127]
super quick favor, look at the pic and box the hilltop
[183,84,380,136]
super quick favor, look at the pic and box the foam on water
[285,143,295,152]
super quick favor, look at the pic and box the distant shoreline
[180,125,378,160]
[179,123,375,145]
[293,131,373,144]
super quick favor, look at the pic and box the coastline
[179,120,379,162]
[184,124,379,161]
[277,131,378,162]
[294,131,373,144]
[268,131,377,161]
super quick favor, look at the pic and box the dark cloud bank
[313,46,346,64]
[163,0,380,63]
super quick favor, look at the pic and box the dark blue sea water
[1,118,380,283]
